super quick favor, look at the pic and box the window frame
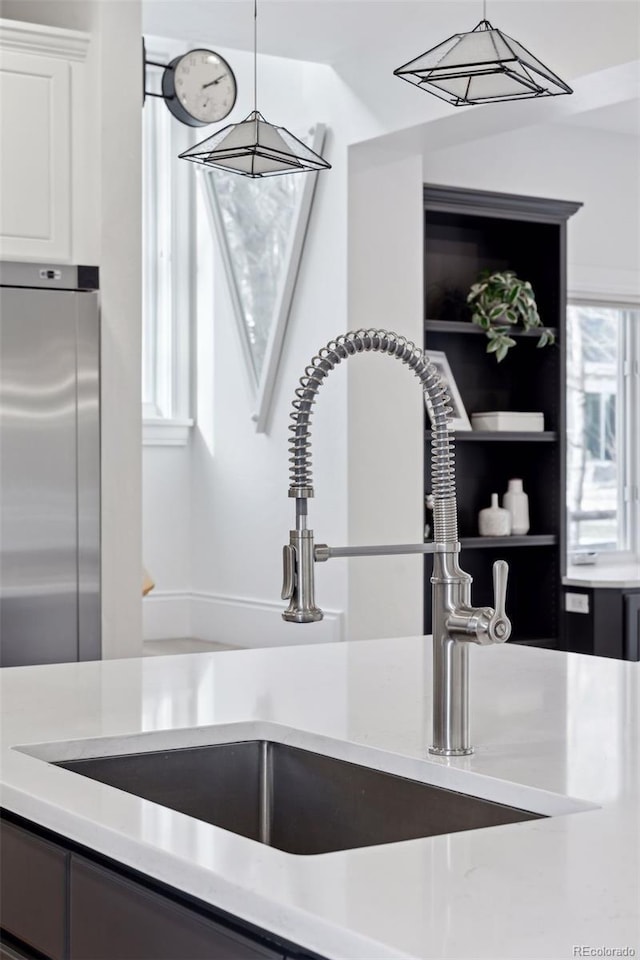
[566,296,640,563]
[142,38,195,446]
[198,124,327,434]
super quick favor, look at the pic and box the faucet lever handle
[281,545,295,600]
[489,559,511,643]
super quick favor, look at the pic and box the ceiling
[563,99,639,137]
[143,1,640,136]
[143,1,639,69]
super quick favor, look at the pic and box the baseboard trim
[143,590,343,647]
[142,591,191,642]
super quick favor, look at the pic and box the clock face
[165,49,237,126]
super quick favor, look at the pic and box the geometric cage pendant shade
[179,0,330,178]
[393,19,573,106]
[179,110,331,178]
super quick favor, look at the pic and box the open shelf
[423,329,561,432]
[422,185,581,649]
[459,535,557,549]
[425,319,558,339]
[452,431,557,442]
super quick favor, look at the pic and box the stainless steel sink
[56,741,543,855]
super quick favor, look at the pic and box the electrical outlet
[566,592,589,614]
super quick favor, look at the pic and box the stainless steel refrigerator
[0,262,100,666]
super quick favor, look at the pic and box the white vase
[478,493,511,537]
[503,478,530,535]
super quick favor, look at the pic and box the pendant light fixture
[180,0,331,177]
[393,1,572,106]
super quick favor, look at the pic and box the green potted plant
[467,269,555,362]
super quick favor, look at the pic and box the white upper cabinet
[0,19,90,262]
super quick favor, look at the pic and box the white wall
[346,150,424,641]
[142,445,191,640]
[143,49,383,644]
[96,1,143,658]
[0,1,93,31]
[423,122,640,301]
[2,0,143,658]
[189,55,381,646]
[141,14,639,646]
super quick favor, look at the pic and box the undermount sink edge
[15,720,597,855]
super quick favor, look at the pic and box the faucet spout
[281,329,511,754]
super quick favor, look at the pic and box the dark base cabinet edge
[560,585,640,661]
[0,809,328,960]
[510,637,557,649]
[0,931,50,960]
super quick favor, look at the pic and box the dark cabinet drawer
[70,857,284,960]
[624,592,640,661]
[0,819,68,960]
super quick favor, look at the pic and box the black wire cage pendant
[394,19,573,106]
[179,109,330,177]
[180,0,330,177]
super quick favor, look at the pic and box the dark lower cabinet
[625,592,640,661]
[562,585,640,660]
[0,819,68,960]
[1,813,323,960]
[69,857,282,960]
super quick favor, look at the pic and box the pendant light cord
[253,0,258,114]
[483,0,487,17]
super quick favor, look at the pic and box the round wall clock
[161,48,237,127]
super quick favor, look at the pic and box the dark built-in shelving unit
[423,184,582,649]
[425,319,559,338]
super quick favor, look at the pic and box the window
[142,46,194,445]
[567,303,640,558]
[583,392,615,461]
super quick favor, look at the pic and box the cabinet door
[0,49,70,260]
[624,592,640,661]
[0,819,68,960]
[70,857,284,960]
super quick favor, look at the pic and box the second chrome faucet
[281,329,511,756]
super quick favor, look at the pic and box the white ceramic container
[503,478,530,535]
[478,493,512,537]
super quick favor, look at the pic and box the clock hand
[202,74,226,89]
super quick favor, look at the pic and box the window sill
[568,551,639,569]
[143,418,193,447]
[564,555,640,589]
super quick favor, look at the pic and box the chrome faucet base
[428,746,474,757]
[282,609,323,624]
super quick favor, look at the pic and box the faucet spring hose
[288,329,458,543]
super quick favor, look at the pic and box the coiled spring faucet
[281,329,511,755]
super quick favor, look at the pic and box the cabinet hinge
[623,358,640,377]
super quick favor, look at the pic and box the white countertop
[1,638,639,959]
[563,561,640,588]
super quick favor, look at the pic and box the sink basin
[56,740,543,855]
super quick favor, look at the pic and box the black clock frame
[142,39,237,128]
